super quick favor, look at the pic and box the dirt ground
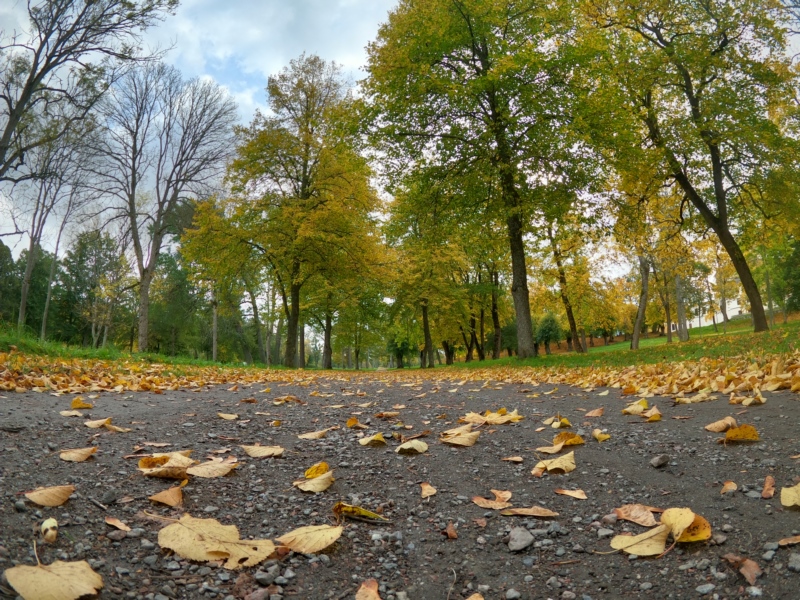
[1,372,799,600]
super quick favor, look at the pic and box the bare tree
[94,62,236,352]
[0,0,177,183]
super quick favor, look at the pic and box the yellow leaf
[499,506,559,518]
[597,390,610,396]
[104,517,131,532]
[157,514,274,570]
[273,394,302,405]
[59,447,97,462]
[614,504,659,527]
[721,481,737,495]
[293,470,334,493]
[240,445,284,458]
[440,423,480,447]
[472,489,513,510]
[355,578,382,600]
[643,406,661,422]
[721,424,759,443]
[553,432,584,446]
[333,502,388,522]
[395,440,428,454]
[552,417,571,429]
[24,485,75,507]
[622,399,648,415]
[347,416,368,429]
[358,433,387,447]
[277,524,342,554]
[465,595,485,600]
[585,407,605,416]
[187,460,237,478]
[676,514,712,542]
[533,451,576,475]
[592,429,610,442]
[41,517,59,543]
[217,413,238,420]
[297,427,337,440]
[105,422,132,433]
[84,417,111,429]
[420,482,437,498]
[780,482,800,507]
[59,410,83,417]
[70,397,92,409]
[660,507,696,540]
[304,462,330,479]
[535,441,565,454]
[149,485,184,507]
[501,456,523,463]
[5,560,103,600]
[460,408,524,425]
[555,488,587,500]
[705,416,737,432]
[610,524,670,556]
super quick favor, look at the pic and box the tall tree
[95,62,236,352]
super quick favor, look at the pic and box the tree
[364,0,583,358]
[95,61,236,352]
[581,0,800,333]
[0,0,177,183]
[536,312,563,356]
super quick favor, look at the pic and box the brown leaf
[721,480,737,495]
[778,535,800,546]
[723,553,762,585]
[420,482,437,498]
[355,578,382,600]
[104,517,131,531]
[445,521,458,539]
[585,407,604,417]
[24,485,75,507]
[614,504,659,527]
[554,488,587,500]
[59,447,97,462]
[472,489,512,510]
[762,475,775,499]
[500,506,559,518]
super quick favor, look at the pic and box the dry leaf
[762,476,776,499]
[720,424,759,443]
[84,417,111,428]
[24,485,74,507]
[500,506,559,518]
[472,489,512,510]
[41,517,58,543]
[705,416,737,432]
[592,429,610,442]
[347,416,368,429]
[104,517,131,532]
[277,524,342,554]
[273,394,302,405]
[157,514,274,570]
[217,413,239,420]
[585,407,605,417]
[555,488,587,500]
[59,410,83,417]
[149,485,184,507]
[721,480,737,495]
[240,445,284,458]
[293,470,334,493]
[59,447,97,462]
[778,535,800,546]
[501,456,523,463]
[622,399,648,415]
[355,578,382,600]
[187,460,236,478]
[723,553,762,585]
[420,482,437,498]
[5,560,103,600]
[610,524,669,556]
[643,406,662,422]
[71,397,93,409]
[445,521,458,539]
[297,427,337,440]
[374,411,399,419]
[532,451,576,476]
[440,423,480,447]
[333,502,388,522]
[676,514,712,543]
[660,507,696,540]
[553,431,584,446]
[460,408,523,425]
[597,390,610,396]
[359,433,387,447]
[465,595,485,600]
[535,441,565,455]
[780,482,800,507]
[395,440,428,454]
[614,504,659,527]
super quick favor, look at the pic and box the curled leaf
[277,524,342,554]
[592,428,610,442]
[24,485,75,507]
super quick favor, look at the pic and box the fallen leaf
[298,427,337,440]
[445,521,458,539]
[333,502,389,522]
[502,456,523,463]
[622,399,648,415]
[374,411,399,419]
[499,506,559,518]
[304,462,330,479]
[555,488,587,500]
[460,408,524,425]
[71,397,93,409]
[59,410,83,417]
[532,451,576,476]
[597,390,610,396]
[778,535,800,546]
[395,440,428,454]
[59,447,97,462]
[420,482,437,498]
[610,524,669,556]
[104,517,131,532]
[41,517,58,543]
[149,484,185,507]
[217,413,238,420]
[762,476,775,499]
[240,397,257,404]
[723,553,762,585]
[643,406,662,422]
[676,514,712,542]
[359,433,387,447]
[780,482,800,507]
[705,416,737,432]
[440,423,480,447]
[355,578,382,600]
[24,485,75,507]
[660,507,696,540]
[276,524,342,554]
[721,481,738,495]
[552,431,584,446]
[187,460,237,478]
[592,429,611,442]
[720,424,759,443]
[157,514,274,569]
[347,416,368,429]
[535,441,565,454]
[585,407,605,416]
[465,595,485,600]
[5,560,103,600]
[614,504,659,527]
[293,470,334,493]
[240,445,284,458]
[472,489,513,510]
[84,417,111,428]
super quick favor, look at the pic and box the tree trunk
[549,227,584,353]
[765,268,775,328]
[283,283,300,367]
[236,317,253,364]
[248,288,266,364]
[40,250,58,341]
[442,341,455,365]
[630,255,650,350]
[17,241,39,331]
[491,270,501,359]
[298,321,305,368]
[421,300,434,369]
[461,325,475,362]
[323,312,333,369]
[354,347,360,370]
[476,307,485,361]
[273,315,283,365]
[211,293,218,362]
[580,328,588,353]
[507,212,537,358]
[675,276,689,342]
[137,270,153,352]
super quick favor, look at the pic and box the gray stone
[597,528,614,539]
[747,587,763,597]
[763,542,779,551]
[508,527,535,552]
[650,455,670,468]
[788,553,800,572]
[561,593,577,600]
[640,583,653,591]
[695,584,715,595]
[762,550,775,561]
[506,590,521,600]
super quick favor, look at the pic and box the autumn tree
[580,0,800,333]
